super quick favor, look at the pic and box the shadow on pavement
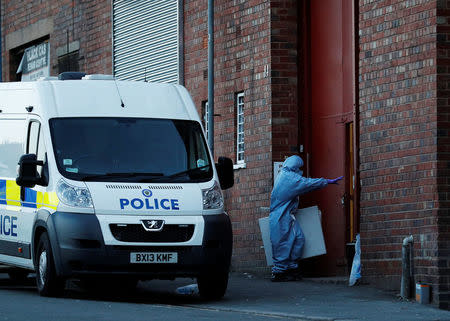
[0,273,219,306]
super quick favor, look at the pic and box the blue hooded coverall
[270,155,328,274]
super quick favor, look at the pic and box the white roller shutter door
[113,0,179,83]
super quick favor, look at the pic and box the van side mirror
[16,154,43,188]
[216,156,234,190]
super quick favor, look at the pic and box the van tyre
[197,271,228,300]
[35,233,64,297]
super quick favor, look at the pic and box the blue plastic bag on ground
[349,234,361,286]
[176,283,198,295]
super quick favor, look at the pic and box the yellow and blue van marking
[6,180,21,207]
[0,180,6,205]
[0,179,59,210]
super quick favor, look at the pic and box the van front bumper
[47,212,232,279]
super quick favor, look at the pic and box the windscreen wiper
[165,165,211,179]
[141,165,211,182]
[81,172,164,181]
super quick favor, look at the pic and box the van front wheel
[197,271,229,300]
[35,233,64,297]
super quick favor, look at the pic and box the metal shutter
[113,0,179,83]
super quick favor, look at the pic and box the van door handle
[341,193,348,207]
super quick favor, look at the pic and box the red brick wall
[436,0,450,310]
[271,0,299,161]
[184,0,274,271]
[359,0,447,308]
[1,0,112,81]
[76,1,112,74]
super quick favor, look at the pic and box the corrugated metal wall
[112,0,179,83]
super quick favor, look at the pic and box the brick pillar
[436,0,450,310]
[271,0,300,161]
[184,0,273,272]
[359,0,450,309]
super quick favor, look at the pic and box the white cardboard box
[258,206,326,266]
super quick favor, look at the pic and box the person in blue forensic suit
[270,155,343,282]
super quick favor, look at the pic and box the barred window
[236,92,245,164]
[58,50,80,74]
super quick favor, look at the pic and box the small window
[27,122,40,155]
[58,50,80,73]
[27,121,47,177]
[236,92,245,164]
[202,100,209,140]
[37,129,47,163]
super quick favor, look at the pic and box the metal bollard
[400,235,414,299]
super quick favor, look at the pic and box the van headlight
[57,180,93,208]
[202,181,223,209]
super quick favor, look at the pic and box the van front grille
[146,185,183,190]
[109,224,195,243]
[105,185,142,190]
[105,185,183,190]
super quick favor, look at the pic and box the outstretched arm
[327,176,344,184]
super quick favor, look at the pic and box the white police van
[0,72,234,298]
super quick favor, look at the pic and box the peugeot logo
[141,219,164,231]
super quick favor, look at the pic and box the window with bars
[236,92,245,164]
[58,51,80,74]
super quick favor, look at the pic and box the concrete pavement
[1,269,449,320]
[148,272,450,321]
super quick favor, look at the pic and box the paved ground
[0,271,449,321]
[158,273,450,321]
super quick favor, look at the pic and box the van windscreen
[49,117,213,183]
